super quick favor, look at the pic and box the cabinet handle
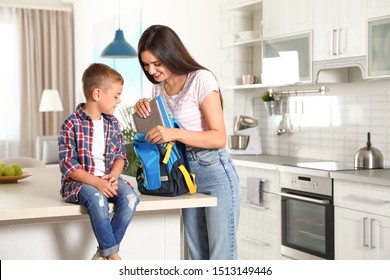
[363,217,369,247]
[338,28,343,55]
[243,236,269,247]
[370,218,376,250]
[346,194,390,205]
[332,29,338,55]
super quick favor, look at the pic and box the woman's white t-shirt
[152,69,219,131]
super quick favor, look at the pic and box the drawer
[236,166,280,194]
[334,180,390,216]
[237,224,281,260]
[240,191,281,229]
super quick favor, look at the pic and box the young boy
[58,63,139,260]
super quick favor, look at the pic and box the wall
[233,80,390,166]
[220,0,390,167]
[72,0,227,107]
[6,0,390,166]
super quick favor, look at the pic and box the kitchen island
[0,167,216,260]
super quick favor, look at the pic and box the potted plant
[118,105,140,177]
[262,90,280,116]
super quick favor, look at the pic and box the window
[0,8,21,158]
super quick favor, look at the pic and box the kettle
[354,132,384,169]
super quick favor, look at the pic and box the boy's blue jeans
[77,177,139,257]
[183,148,241,260]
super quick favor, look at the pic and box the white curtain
[0,6,74,159]
[0,8,20,158]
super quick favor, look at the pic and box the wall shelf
[226,0,263,12]
[225,82,314,91]
[225,37,262,47]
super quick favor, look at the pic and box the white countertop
[331,169,390,186]
[0,167,217,221]
[232,154,390,187]
[232,154,331,176]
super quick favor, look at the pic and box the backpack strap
[162,141,174,164]
[178,165,197,194]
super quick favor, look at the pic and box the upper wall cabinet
[368,0,390,18]
[313,0,367,61]
[367,17,390,78]
[263,0,313,38]
[263,32,312,82]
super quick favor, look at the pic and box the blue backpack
[132,126,197,196]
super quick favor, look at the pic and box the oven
[279,171,334,260]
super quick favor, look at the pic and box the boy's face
[98,81,123,115]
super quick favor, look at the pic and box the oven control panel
[280,172,332,196]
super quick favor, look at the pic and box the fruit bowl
[0,172,32,184]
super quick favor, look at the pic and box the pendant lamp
[101,0,137,58]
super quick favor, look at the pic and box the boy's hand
[102,174,118,188]
[97,177,118,198]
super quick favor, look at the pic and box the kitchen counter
[0,167,216,260]
[232,154,390,185]
[232,154,318,169]
[331,169,390,186]
[232,154,333,176]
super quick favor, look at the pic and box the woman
[134,25,241,260]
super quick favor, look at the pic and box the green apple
[3,166,15,176]
[11,164,23,176]
[0,166,4,176]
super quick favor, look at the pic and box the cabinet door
[334,207,370,260]
[371,214,390,259]
[263,0,313,38]
[368,17,390,77]
[263,32,312,82]
[313,0,367,61]
[368,0,390,19]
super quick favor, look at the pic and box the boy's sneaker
[91,249,107,260]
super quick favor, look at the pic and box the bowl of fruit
[0,163,32,183]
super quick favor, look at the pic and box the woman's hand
[146,126,178,144]
[134,98,151,118]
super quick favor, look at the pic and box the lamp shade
[39,89,63,112]
[101,29,137,58]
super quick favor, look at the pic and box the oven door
[279,188,334,260]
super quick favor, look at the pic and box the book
[155,96,173,128]
[132,97,170,134]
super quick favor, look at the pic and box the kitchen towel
[247,177,264,206]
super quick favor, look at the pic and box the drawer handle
[243,236,269,247]
[245,202,267,210]
[346,194,390,205]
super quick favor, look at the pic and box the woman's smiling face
[141,50,172,82]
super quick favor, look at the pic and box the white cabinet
[368,0,390,19]
[263,0,313,38]
[263,32,312,82]
[235,164,281,260]
[334,180,390,260]
[335,207,390,260]
[313,0,367,61]
[368,17,390,77]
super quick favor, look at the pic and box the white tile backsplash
[228,80,390,166]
